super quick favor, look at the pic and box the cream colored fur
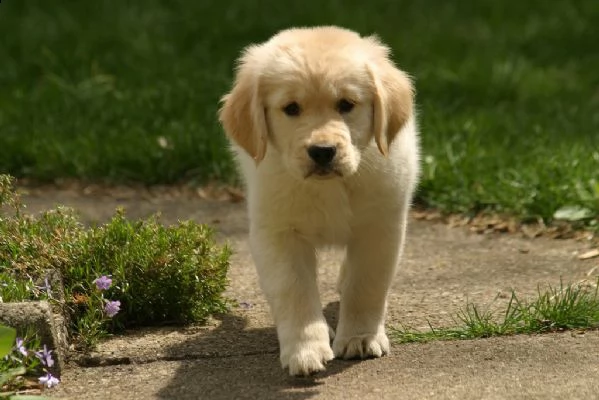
[219,26,420,376]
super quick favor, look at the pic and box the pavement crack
[75,350,278,368]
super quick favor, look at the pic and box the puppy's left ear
[367,43,414,156]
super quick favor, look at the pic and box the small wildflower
[94,275,113,291]
[238,301,253,309]
[37,277,51,295]
[15,337,27,357]
[104,300,121,317]
[39,373,60,388]
[35,344,55,368]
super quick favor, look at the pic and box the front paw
[332,331,390,360]
[281,340,334,376]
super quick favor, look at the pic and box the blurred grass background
[0,0,597,221]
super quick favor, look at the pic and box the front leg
[333,213,407,359]
[250,228,334,376]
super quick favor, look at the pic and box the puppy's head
[219,26,413,180]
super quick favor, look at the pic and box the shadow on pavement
[155,302,357,400]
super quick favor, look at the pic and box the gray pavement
[17,186,599,400]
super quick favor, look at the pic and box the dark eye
[282,102,301,116]
[337,99,355,114]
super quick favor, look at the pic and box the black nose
[307,145,337,166]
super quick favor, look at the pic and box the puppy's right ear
[218,48,268,163]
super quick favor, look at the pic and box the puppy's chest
[274,184,354,246]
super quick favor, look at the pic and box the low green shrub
[0,175,230,349]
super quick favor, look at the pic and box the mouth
[305,167,343,180]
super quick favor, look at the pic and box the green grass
[391,279,599,343]
[0,0,598,222]
[0,175,230,349]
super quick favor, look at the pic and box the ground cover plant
[392,279,599,343]
[0,0,597,224]
[0,175,231,351]
[0,326,56,398]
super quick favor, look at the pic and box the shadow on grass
[155,301,357,400]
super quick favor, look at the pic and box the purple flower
[104,300,121,317]
[94,275,113,291]
[238,301,253,309]
[34,344,54,368]
[39,373,60,388]
[15,337,27,357]
[34,277,51,297]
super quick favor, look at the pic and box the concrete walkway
[18,187,599,400]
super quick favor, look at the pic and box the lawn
[0,0,597,222]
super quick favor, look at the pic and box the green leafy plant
[0,327,52,399]
[0,327,16,360]
[0,175,230,349]
[66,211,231,348]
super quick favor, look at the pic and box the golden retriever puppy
[219,26,420,376]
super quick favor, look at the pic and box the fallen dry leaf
[521,225,543,239]
[578,249,599,260]
[73,293,89,304]
[226,187,246,203]
[586,265,598,277]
